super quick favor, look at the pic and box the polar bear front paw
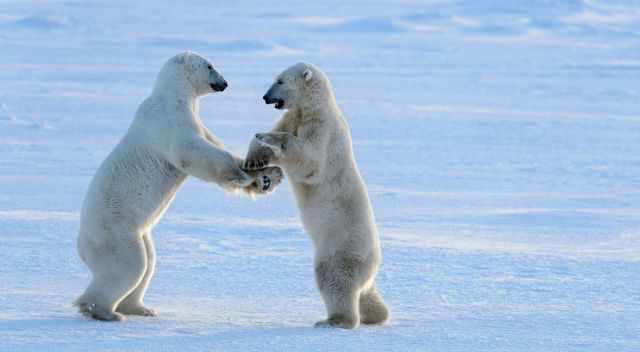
[255,132,289,155]
[244,138,275,171]
[260,175,271,191]
[247,166,284,194]
[244,132,292,171]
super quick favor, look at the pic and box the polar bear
[74,52,283,321]
[244,63,389,329]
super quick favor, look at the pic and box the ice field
[1,1,639,351]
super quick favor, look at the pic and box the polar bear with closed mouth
[245,63,389,329]
[74,52,283,322]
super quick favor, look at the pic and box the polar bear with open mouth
[245,63,389,329]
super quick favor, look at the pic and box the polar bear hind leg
[359,285,388,325]
[117,233,157,316]
[74,230,148,321]
[315,287,360,329]
[314,260,361,329]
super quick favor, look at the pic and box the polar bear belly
[81,146,187,233]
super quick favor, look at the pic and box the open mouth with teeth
[274,99,284,109]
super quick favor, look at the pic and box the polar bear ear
[302,68,313,82]
[183,51,193,65]
[173,54,186,65]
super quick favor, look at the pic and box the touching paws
[245,166,284,195]
[244,132,290,170]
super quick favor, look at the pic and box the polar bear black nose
[211,80,228,92]
[262,95,268,102]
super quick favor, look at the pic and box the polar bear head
[154,51,228,97]
[262,62,335,111]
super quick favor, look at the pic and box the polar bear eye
[276,79,283,85]
[207,64,213,70]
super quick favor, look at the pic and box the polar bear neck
[299,102,339,122]
[298,84,340,121]
[151,63,199,103]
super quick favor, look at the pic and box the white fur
[75,52,282,321]
[246,63,389,329]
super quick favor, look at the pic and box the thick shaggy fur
[75,52,282,321]
[245,63,389,329]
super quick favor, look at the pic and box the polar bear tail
[359,285,389,325]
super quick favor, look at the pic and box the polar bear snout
[207,64,228,92]
[210,80,228,92]
[263,94,284,109]
[262,85,286,109]
[262,93,278,104]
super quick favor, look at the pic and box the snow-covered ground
[1,0,639,351]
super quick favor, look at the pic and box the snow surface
[1,0,639,351]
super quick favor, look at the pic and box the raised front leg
[169,135,254,190]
